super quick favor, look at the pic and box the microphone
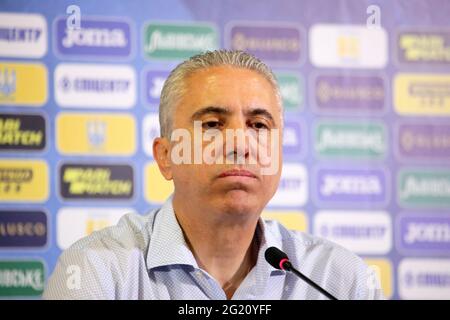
[265,246,338,300]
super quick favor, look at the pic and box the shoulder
[43,209,158,299]
[263,219,384,299]
[57,208,160,270]
[67,210,157,253]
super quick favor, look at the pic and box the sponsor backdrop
[0,0,449,300]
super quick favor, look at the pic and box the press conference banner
[1,0,450,300]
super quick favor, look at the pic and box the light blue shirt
[43,195,384,300]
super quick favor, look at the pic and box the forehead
[179,66,281,115]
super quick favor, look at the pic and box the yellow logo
[0,62,47,107]
[399,32,450,64]
[60,163,133,200]
[0,159,48,202]
[337,35,360,59]
[364,258,393,299]
[144,161,174,204]
[85,218,110,235]
[394,74,450,115]
[56,113,136,156]
[261,210,308,232]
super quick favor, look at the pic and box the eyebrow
[190,106,276,126]
[246,108,276,126]
[190,106,231,121]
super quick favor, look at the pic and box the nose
[224,116,250,164]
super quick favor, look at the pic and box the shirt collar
[252,215,287,286]
[146,194,285,276]
[146,194,199,270]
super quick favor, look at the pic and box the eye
[202,120,222,129]
[250,121,269,130]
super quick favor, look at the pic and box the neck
[173,193,260,299]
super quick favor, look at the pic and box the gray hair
[158,49,282,138]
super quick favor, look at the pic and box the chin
[220,190,260,215]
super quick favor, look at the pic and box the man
[44,50,384,300]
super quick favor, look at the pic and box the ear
[153,137,173,180]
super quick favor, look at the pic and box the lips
[218,169,257,179]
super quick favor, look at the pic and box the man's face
[168,65,283,217]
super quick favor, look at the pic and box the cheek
[261,174,281,195]
[265,130,283,156]
[171,165,192,186]
[172,164,211,185]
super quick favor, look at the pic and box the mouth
[218,169,258,179]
